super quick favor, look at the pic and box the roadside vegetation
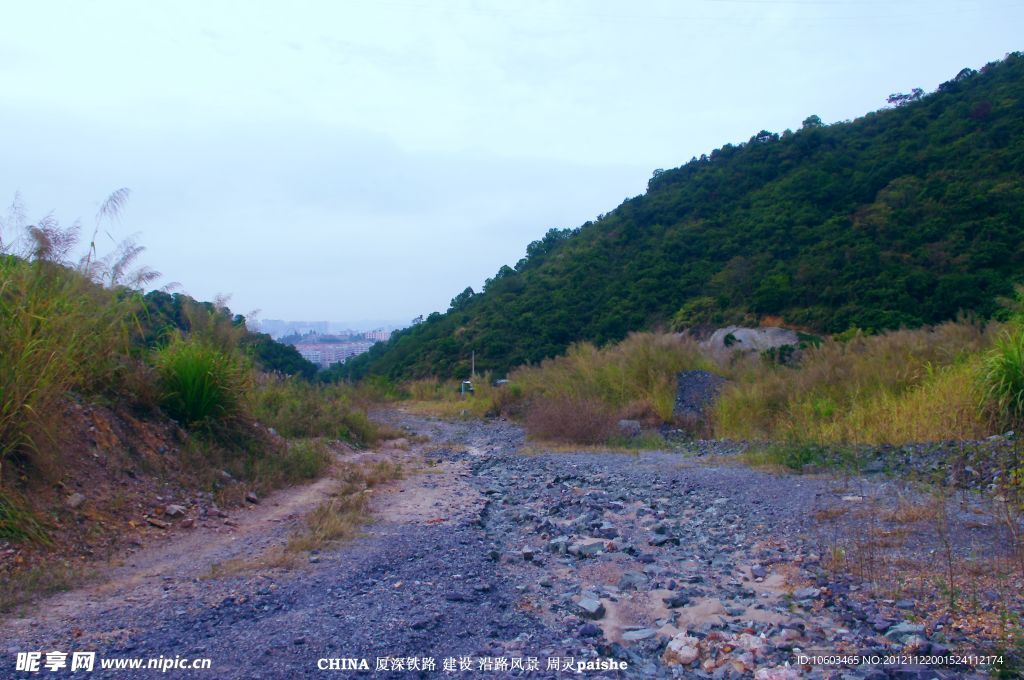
[380,319,1019,449]
[0,197,388,594]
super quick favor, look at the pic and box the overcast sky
[2,1,1021,327]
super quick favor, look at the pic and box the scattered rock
[245,491,259,504]
[663,632,700,665]
[885,622,925,640]
[164,504,186,518]
[65,493,86,510]
[622,628,657,642]
[792,587,819,600]
[617,571,648,591]
[568,538,606,557]
[575,597,605,620]
[146,517,170,529]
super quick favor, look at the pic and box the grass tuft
[982,326,1024,429]
[0,492,51,544]
[153,337,249,427]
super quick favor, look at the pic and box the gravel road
[1,413,1006,679]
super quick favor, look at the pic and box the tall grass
[982,326,1024,429]
[0,256,137,479]
[250,376,387,447]
[512,332,712,422]
[713,321,995,444]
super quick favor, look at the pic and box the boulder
[617,420,642,438]
[704,326,800,358]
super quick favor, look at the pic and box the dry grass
[512,332,712,423]
[882,497,940,524]
[523,396,618,444]
[397,320,1011,450]
[714,320,996,444]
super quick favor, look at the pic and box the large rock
[673,370,728,420]
[617,571,649,591]
[704,326,800,357]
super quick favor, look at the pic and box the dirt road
[0,414,1000,678]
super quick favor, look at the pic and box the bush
[154,338,249,426]
[741,442,861,472]
[524,396,617,444]
[250,376,384,446]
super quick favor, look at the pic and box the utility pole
[471,350,476,379]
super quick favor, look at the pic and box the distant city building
[256,320,401,341]
[294,341,375,368]
[365,328,392,342]
[258,319,329,339]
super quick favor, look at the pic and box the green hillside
[347,53,1024,381]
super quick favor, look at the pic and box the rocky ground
[1,413,1018,678]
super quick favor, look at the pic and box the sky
[1,1,1022,328]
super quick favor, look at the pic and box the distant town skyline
[254,318,408,338]
[3,2,1022,320]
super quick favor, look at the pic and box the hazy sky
[2,1,1021,326]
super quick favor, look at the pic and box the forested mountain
[347,53,1024,380]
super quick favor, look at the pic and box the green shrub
[742,442,858,472]
[982,326,1024,428]
[154,337,249,426]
